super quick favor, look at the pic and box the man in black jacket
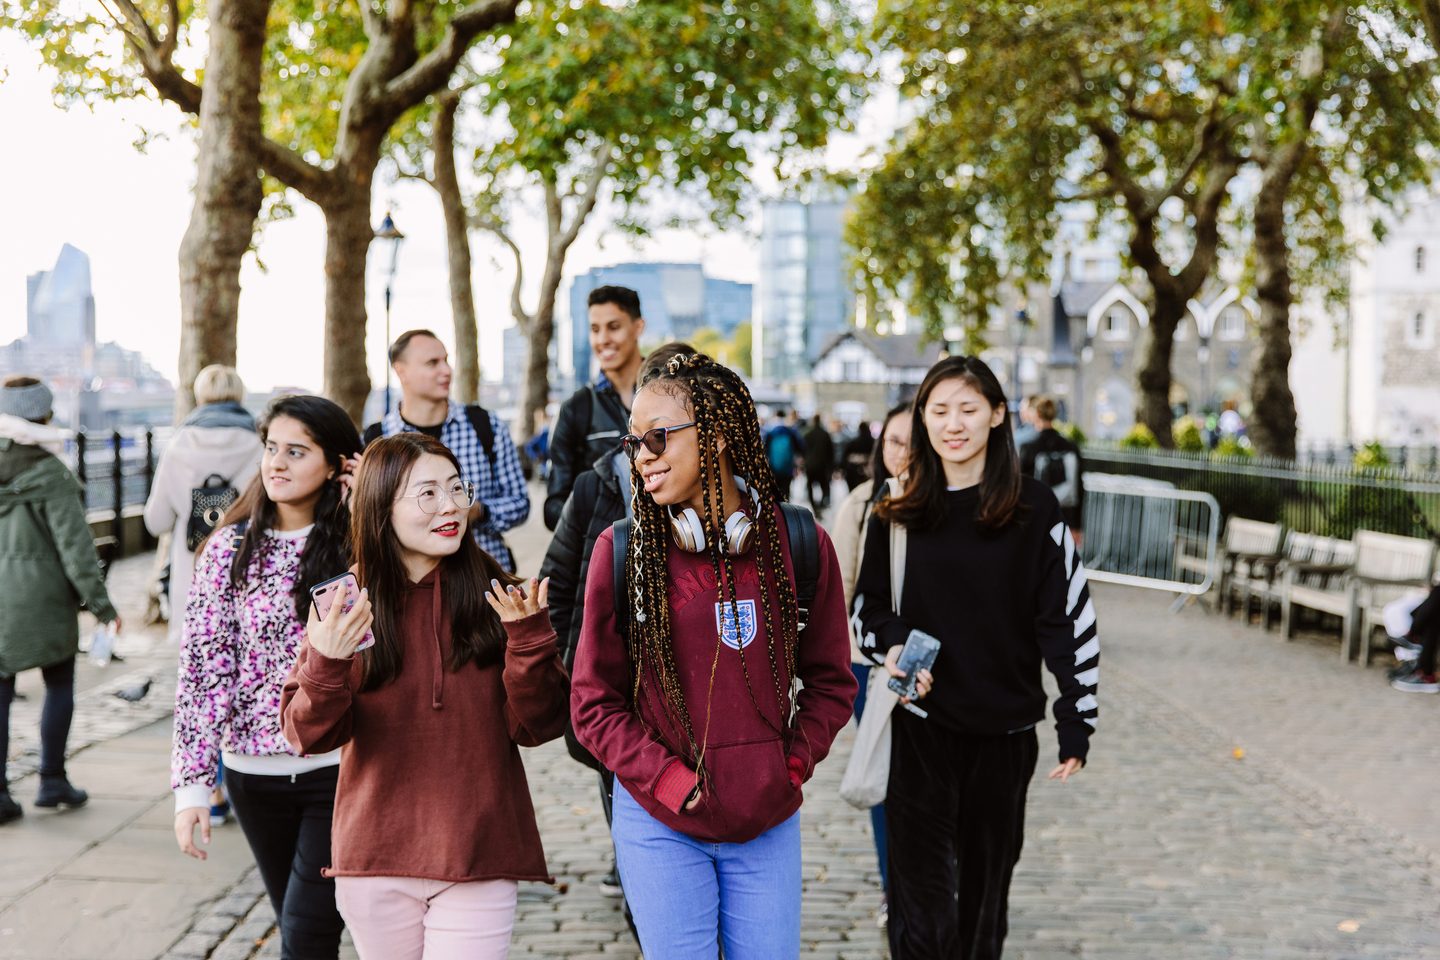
[538,341,693,909]
[544,285,646,530]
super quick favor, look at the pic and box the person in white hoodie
[144,366,262,645]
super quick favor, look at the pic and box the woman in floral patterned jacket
[170,395,360,960]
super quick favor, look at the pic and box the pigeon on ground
[113,677,153,703]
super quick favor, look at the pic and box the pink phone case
[310,573,374,650]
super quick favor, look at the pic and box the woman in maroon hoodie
[281,433,567,959]
[571,353,856,958]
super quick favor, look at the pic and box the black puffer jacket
[539,446,630,667]
[544,382,629,530]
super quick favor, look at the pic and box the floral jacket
[170,523,314,793]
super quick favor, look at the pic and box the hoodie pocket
[699,736,796,843]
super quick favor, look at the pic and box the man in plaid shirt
[364,330,530,571]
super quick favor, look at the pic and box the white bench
[1280,530,1435,664]
[1215,518,1286,619]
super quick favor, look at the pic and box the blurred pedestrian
[0,376,119,825]
[1018,395,1085,550]
[144,365,261,645]
[803,413,837,513]
[571,354,856,958]
[829,400,911,926]
[841,421,875,490]
[364,330,529,572]
[283,433,568,958]
[545,285,646,530]
[855,357,1098,960]
[171,395,360,958]
[764,409,805,500]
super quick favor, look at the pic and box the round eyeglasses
[397,480,475,515]
[620,422,697,462]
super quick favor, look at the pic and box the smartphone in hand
[310,572,375,651]
[887,629,941,700]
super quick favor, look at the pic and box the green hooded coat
[0,438,117,676]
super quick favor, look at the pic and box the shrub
[1119,424,1159,449]
[1353,441,1391,471]
[1214,436,1254,459]
[1172,416,1205,452]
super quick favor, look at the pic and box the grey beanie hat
[0,379,55,423]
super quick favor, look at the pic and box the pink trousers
[334,876,518,960]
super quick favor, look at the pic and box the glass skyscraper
[756,198,854,383]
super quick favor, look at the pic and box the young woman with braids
[854,356,1100,960]
[570,353,856,958]
[282,433,568,958]
[171,394,360,958]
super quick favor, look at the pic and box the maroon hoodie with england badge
[571,511,856,843]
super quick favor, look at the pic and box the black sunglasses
[621,422,697,462]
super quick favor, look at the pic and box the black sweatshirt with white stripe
[854,477,1099,763]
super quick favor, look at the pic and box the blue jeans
[612,781,801,959]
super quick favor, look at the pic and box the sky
[0,32,899,394]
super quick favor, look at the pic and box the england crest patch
[716,599,758,650]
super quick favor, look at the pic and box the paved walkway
[3,485,1439,958]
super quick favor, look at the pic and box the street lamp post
[374,211,406,415]
[1011,302,1031,404]
[1197,333,1212,416]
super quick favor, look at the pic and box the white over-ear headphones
[669,478,755,555]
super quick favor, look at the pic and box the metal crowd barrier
[1081,473,1221,612]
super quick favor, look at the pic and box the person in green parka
[0,376,119,825]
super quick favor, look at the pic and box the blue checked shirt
[379,402,530,571]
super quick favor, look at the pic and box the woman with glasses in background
[282,433,568,958]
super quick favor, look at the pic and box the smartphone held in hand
[887,629,941,700]
[310,572,375,651]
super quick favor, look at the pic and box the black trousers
[885,711,1038,960]
[1410,584,1440,675]
[0,656,77,786]
[225,766,345,960]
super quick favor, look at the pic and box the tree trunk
[520,252,565,441]
[1249,149,1303,460]
[432,92,480,404]
[173,0,270,419]
[322,181,378,424]
[1136,292,1185,445]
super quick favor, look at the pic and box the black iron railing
[1083,445,1440,541]
[69,428,160,554]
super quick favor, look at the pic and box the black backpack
[187,473,240,551]
[362,405,496,461]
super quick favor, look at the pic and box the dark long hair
[626,353,801,780]
[877,356,1022,532]
[217,395,359,620]
[349,433,520,691]
[867,401,913,505]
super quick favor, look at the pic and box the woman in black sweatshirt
[854,355,1099,960]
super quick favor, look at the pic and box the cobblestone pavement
[5,486,1440,958]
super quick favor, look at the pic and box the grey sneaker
[1391,666,1440,693]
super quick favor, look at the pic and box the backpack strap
[612,519,633,642]
[463,404,497,463]
[780,503,819,633]
[229,518,250,551]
